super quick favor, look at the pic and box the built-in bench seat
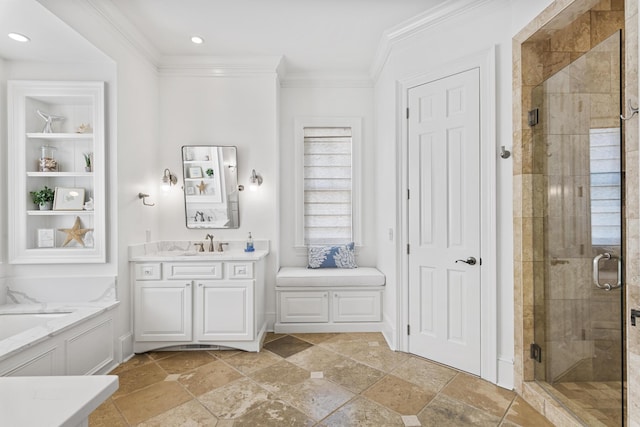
[274,267,385,333]
[276,267,385,287]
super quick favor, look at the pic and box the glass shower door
[533,31,624,426]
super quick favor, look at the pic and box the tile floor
[543,381,623,426]
[90,332,554,426]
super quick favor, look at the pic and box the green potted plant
[30,186,55,210]
[83,152,92,172]
[206,168,214,177]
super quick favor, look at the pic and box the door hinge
[407,324,410,335]
[407,244,410,255]
[407,189,410,200]
[530,343,542,363]
[406,108,410,119]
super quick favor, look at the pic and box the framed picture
[53,187,85,211]
[37,228,55,248]
[186,186,195,195]
[189,167,203,178]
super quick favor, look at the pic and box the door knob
[455,257,477,266]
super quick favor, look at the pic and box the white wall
[373,0,552,388]
[27,0,161,361]
[158,73,280,327]
[279,85,375,267]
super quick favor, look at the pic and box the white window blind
[303,126,353,245]
[590,128,621,246]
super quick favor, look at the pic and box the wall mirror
[182,145,239,229]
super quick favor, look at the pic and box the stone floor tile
[286,345,347,372]
[89,399,128,427]
[503,396,554,427]
[264,332,288,343]
[136,399,218,426]
[349,345,410,372]
[440,373,516,418]
[108,353,152,375]
[233,399,316,427]
[249,360,310,393]
[277,378,354,421]
[417,394,502,427]
[154,350,216,374]
[111,362,168,398]
[198,377,272,420]
[178,359,243,395]
[113,381,193,425]
[223,348,282,374]
[391,356,458,394]
[291,332,341,344]
[362,374,435,415]
[321,396,406,427]
[323,358,385,393]
[264,334,314,358]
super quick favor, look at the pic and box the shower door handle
[593,253,622,291]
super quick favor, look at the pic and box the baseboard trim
[274,322,384,334]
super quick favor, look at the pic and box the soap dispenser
[245,232,255,252]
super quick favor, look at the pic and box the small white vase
[38,201,52,211]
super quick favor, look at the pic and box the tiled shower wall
[513,0,637,424]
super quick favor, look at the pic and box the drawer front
[135,263,162,280]
[333,291,382,322]
[279,291,329,323]
[227,262,254,279]
[164,262,223,279]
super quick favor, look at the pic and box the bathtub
[0,301,119,376]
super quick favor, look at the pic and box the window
[295,118,361,247]
[590,128,621,246]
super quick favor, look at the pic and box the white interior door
[407,68,481,375]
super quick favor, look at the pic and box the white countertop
[0,375,118,427]
[129,240,270,262]
[129,249,268,262]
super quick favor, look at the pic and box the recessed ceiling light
[191,36,204,45]
[8,32,30,43]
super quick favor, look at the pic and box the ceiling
[1,0,448,77]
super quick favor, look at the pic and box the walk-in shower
[531,31,624,426]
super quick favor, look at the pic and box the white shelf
[27,210,94,216]
[26,132,93,140]
[27,172,92,177]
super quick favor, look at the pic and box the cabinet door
[195,280,253,341]
[333,291,382,322]
[134,281,192,341]
[279,291,329,323]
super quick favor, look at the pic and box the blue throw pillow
[308,242,357,268]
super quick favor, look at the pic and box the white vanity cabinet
[132,254,266,353]
[8,80,105,264]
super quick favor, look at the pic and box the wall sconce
[161,168,177,191]
[249,169,263,191]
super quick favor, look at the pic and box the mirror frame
[181,145,239,229]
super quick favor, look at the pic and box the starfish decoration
[58,216,93,247]
[197,180,207,194]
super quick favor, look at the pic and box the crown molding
[84,0,161,66]
[369,0,494,82]
[157,55,284,78]
[280,73,373,88]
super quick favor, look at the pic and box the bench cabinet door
[333,291,382,322]
[279,291,329,323]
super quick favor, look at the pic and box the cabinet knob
[186,283,191,287]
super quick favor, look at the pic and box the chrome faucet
[194,242,204,252]
[217,242,229,252]
[205,234,214,252]
[194,211,205,222]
